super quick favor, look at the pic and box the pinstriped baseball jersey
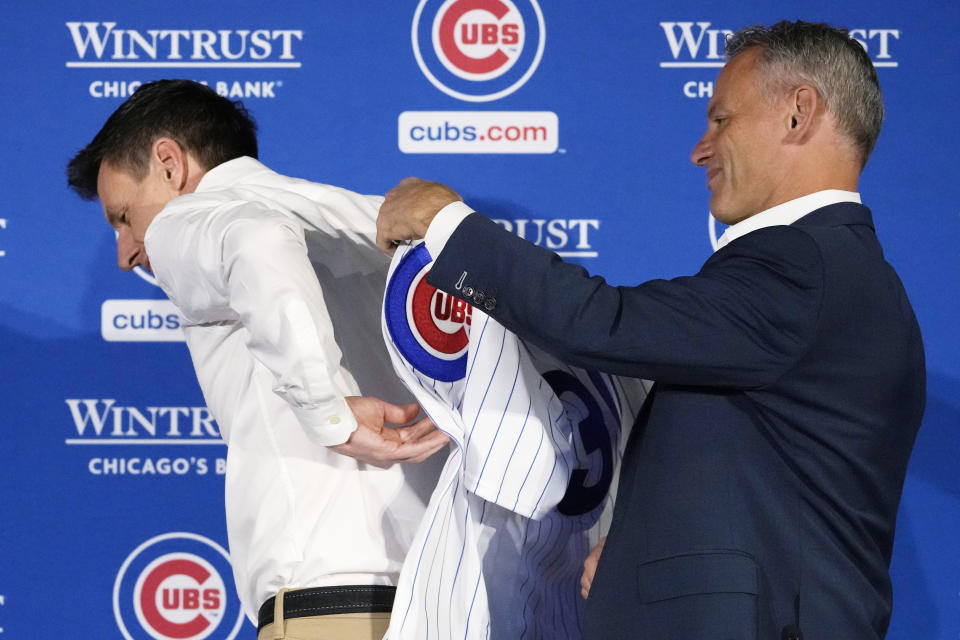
[381,243,645,639]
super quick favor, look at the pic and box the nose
[116,228,143,271]
[690,131,711,166]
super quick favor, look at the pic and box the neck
[181,154,207,195]
[770,148,860,210]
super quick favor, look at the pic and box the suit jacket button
[462,286,475,297]
[484,298,496,311]
[473,291,485,304]
[781,626,803,640]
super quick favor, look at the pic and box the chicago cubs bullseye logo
[412,0,546,102]
[114,533,244,640]
[385,244,472,381]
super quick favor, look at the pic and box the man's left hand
[330,396,450,467]
[376,177,461,254]
[580,537,606,599]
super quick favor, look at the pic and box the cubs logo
[113,533,244,640]
[412,0,546,102]
[385,244,473,382]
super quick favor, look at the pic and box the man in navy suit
[376,20,924,639]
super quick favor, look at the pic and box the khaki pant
[257,589,391,640]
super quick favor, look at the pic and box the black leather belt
[257,585,396,631]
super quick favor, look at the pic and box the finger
[375,202,403,254]
[381,402,422,425]
[402,431,451,462]
[580,574,591,599]
[376,425,404,444]
[397,420,447,448]
[393,429,450,463]
[396,417,437,442]
[376,225,399,254]
[383,429,449,462]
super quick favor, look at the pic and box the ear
[150,137,189,193]
[783,85,820,144]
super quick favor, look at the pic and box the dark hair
[66,79,258,200]
[726,20,884,166]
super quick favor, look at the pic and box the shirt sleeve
[424,200,476,258]
[217,204,359,445]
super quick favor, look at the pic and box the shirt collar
[194,156,271,193]
[715,190,862,250]
[147,157,270,240]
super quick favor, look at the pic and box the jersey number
[543,370,615,516]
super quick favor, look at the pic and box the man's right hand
[329,396,450,467]
[376,177,461,254]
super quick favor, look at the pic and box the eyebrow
[103,207,122,227]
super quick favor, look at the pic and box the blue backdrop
[1,1,957,638]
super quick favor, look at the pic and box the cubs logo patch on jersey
[384,242,472,382]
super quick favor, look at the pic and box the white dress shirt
[144,157,436,623]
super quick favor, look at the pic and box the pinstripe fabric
[382,243,645,639]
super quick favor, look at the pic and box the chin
[710,203,747,226]
[711,213,735,226]
[710,203,732,225]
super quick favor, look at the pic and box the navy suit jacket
[428,202,925,639]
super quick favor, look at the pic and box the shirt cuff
[424,200,475,259]
[289,396,359,446]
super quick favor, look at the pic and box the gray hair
[726,20,884,166]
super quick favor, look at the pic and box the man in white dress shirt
[67,79,447,640]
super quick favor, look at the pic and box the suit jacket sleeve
[427,212,824,389]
